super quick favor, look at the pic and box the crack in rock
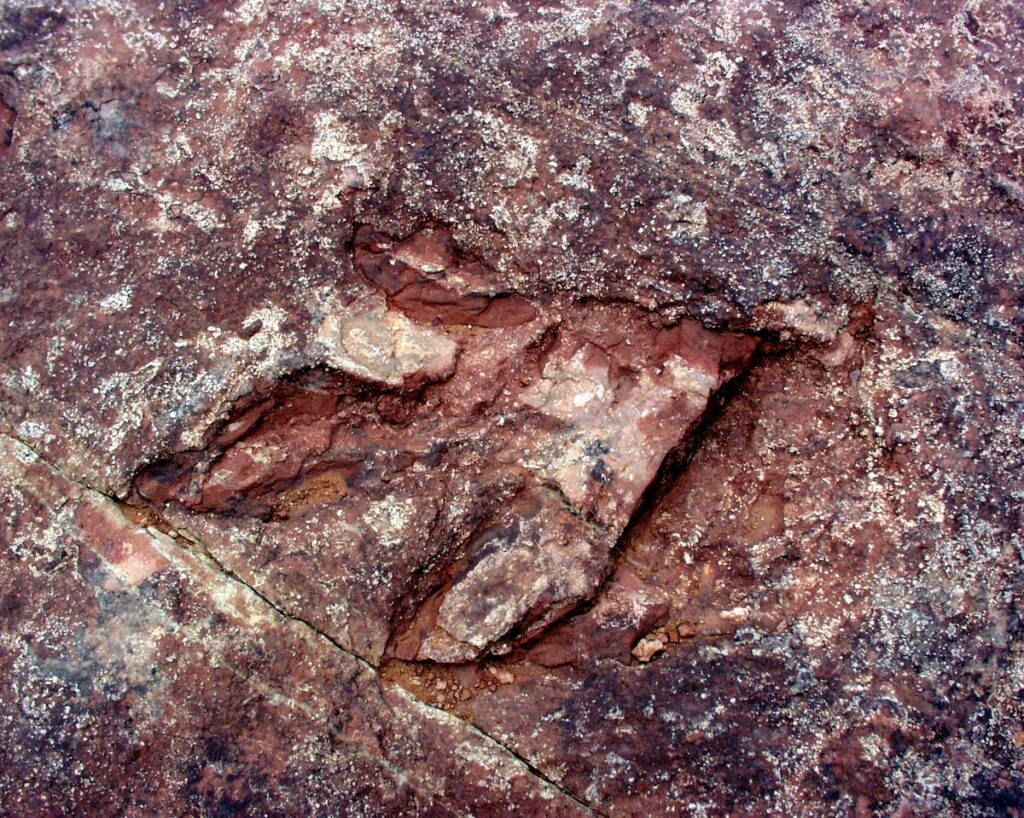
[0,431,602,814]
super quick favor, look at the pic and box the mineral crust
[0,1,1022,817]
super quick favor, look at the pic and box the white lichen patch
[670,86,700,118]
[473,110,540,188]
[311,112,368,165]
[628,101,652,127]
[98,284,134,313]
[181,201,221,231]
[16,420,54,445]
[555,156,595,192]
[159,306,299,452]
[5,364,40,395]
[242,217,262,243]
[91,358,164,452]
[363,497,417,549]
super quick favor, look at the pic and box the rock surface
[1,1,1022,816]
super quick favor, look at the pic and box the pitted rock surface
[1,2,1022,817]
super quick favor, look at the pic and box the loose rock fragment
[631,634,666,663]
[313,298,458,387]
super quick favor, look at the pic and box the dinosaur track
[133,226,760,665]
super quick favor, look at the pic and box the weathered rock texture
[0,1,1021,816]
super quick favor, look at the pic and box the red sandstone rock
[1,1,1022,817]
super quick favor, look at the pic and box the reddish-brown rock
[133,276,757,664]
[1,1,1022,817]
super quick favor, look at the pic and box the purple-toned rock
[1,1,1022,816]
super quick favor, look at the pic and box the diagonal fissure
[0,428,602,812]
